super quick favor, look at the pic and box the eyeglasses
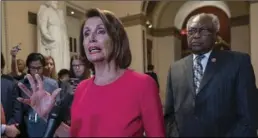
[187,28,213,36]
[72,64,85,69]
[29,66,43,71]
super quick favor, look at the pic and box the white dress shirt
[1,124,6,134]
[193,50,212,73]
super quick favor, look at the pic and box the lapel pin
[211,58,216,62]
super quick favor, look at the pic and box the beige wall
[153,36,175,104]
[3,1,256,89]
[250,3,258,87]
[125,25,144,73]
[227,1,249,17]
[4,1,44,71]
[3,1,144,73]
[174,1,231,29]
[70,1,142,18]
[152,2,182,105]
[3,1,72,72]
[1,2,7,73]
[66,15,83,57]
[231,25,250,54]
[155,2,183,28]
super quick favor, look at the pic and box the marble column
[250,2,258,87]
[1,1,8,73]
[125,25,144,73]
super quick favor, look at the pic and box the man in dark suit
[165,13,258,137]
[1,53,21,137]
[145,65,159,88]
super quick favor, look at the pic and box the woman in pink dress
[17,8,165,137]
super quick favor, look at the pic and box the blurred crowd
[1,47,92,137]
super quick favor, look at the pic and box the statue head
[45,1,58,9]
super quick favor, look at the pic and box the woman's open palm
[17,74,61,119]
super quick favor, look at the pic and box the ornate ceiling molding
[120,13,181,37]
[119,13,146,27]
[120,12,250,38]
[249,1,258,4]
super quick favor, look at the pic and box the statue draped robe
[37,4,70,72]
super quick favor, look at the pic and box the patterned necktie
[193,54,205,94]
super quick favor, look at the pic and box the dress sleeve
[70,80,89,137]
[140,76,165,137]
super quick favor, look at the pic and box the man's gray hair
[186,13,220,33]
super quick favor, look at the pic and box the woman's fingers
[17,97,31,105]
[17,82,33,97]
[51,88,62,99]
[35,74,43,91]
[26,74,36,92]
[30,94,38,107]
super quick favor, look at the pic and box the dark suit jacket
[57,80,73,125]
[165,50,258,137]
[145,72,160,88]
[1,75,22,125]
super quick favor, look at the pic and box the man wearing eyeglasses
[164,13,258,137]
[18,53,59,138]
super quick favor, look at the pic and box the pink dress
[70,69,165,137]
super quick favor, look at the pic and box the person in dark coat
[1,52,21,137]
[165,13,258,137]
[145,64,159,88]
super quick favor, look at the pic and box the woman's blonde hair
[44,56,57,80]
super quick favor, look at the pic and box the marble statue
[37,1,70,72]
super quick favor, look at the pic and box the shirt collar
[193,50,212,61]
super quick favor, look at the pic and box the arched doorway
[181,6,231,57]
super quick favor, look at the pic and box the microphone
[43,105,62,138]
[43,93,73,138]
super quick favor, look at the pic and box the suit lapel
[184,55,195,97]
[197,50,221,95]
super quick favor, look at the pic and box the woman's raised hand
[17,74,61,119]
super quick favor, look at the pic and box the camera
[69,78,80,87]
